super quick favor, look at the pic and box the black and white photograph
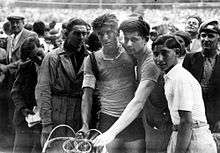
[0,0,220,153]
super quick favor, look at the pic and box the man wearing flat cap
[5,14,37,70]
[1,14,37,79]
[0,14,37,150]
[183,19,220,133]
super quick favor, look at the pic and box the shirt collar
[201,50,218,60]
[13,28,23,39]
[163,63,182,81]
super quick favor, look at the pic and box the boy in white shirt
[152,34,217,153]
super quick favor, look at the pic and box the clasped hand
[92,131,116,147]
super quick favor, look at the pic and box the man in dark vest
[183,20,220,132]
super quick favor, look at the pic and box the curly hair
[92,13,118,31]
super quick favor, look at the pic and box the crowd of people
[0,7,219,153]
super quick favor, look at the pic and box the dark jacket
[6,29,37,90]
[11,61,38,127]
[183,52,220,130]
[6,29,37,64]
[35,47,84,126]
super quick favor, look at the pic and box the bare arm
[81,87,94,130]
[175,110,193,153]
[93,80,156,146]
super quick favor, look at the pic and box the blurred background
[0,0,220,31]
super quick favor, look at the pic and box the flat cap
[199,20,220,35]
[7,13,25,21]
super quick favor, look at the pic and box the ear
[174,48,181,57]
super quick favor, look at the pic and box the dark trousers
[13,124,42,153]
[0,92,14,152]
[98,113,146,153]
[143,116,172,153]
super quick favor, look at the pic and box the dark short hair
[152,34,186,57]
[119,18,150,41]
[2,21,11,35]
[24,23,33,31]
[20,36,40,61]
[187,15,203,26]
[33,21,46,36]
[174,30,191,47]
[92,13,118,32]
[66,18,88,36]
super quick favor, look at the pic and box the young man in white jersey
[152,34,216,153]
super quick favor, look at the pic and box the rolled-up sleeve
[35,53,56,125]
[82,56,96,89]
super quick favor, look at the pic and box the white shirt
[190,38,202,53]
[39,37,49,54]
[12,29,24,50]
[164,64,207,125]
[9,29,24,62]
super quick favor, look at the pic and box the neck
[189,31,198,39]
[164,65,175,74]
[14,29,22,36]
[103,46,120,58]
[202,49,217,58]
[134,45,147,61]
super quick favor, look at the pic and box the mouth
[186,26,196,31]
[202,42,212,48]
[156,63,167,69]
[103,41,112,45]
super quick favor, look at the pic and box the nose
[127,39,133,47]
[157,54,164,62]
[11,23,16,27]
[102,32,109,40]
[202,35,209,41]
[80,33,85,39]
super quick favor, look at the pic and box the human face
[71,25,88,42]
[68,25,88,50]
[10,19,24,35]
[200,31,219,56]
[96,25,118,50]
[153,45,178,73]
[185,17,200,33]
[123,31,146,56]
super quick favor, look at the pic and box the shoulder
[142,54,158,71]
[42,47,62,64]
[185,52,202,60]
[93,49,103,59]
[173,66,198,84]
[23,29,37,37]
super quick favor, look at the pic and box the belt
[172,121,207,131]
